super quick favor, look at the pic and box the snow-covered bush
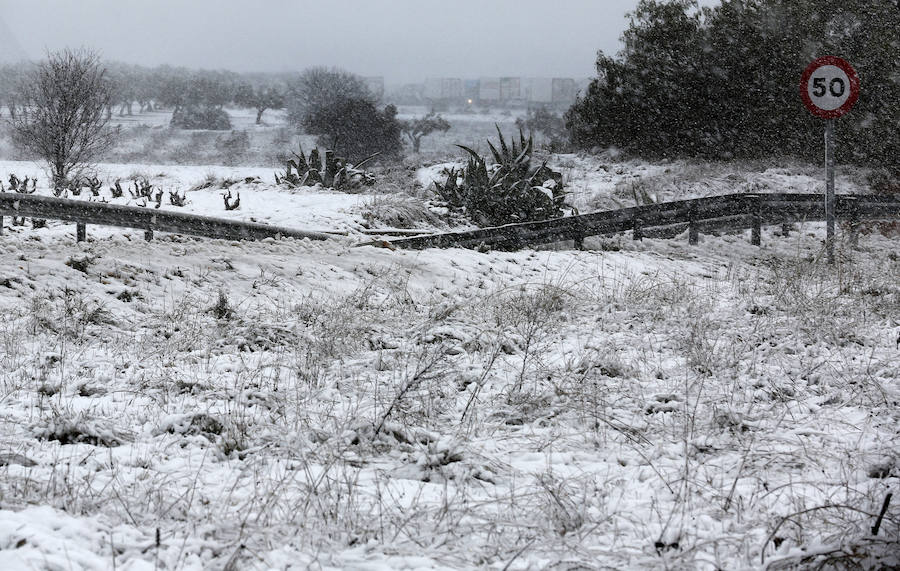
[170,104,231,130]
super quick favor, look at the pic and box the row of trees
[0,61,290,127]
[2,51,455,184]
[1,61,451,153]
[566,0,900,174]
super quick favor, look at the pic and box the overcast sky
[1,1,714,83]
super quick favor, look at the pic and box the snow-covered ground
[0,155,897,570]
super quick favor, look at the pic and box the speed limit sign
[800,56,860,119]
[799,56,860,265]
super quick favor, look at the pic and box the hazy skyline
[0,0,704,82]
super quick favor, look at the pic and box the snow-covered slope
[0,157,896,570]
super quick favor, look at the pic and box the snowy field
[0,152,898,570]
[0,105,525,166]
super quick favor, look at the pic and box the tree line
[0,61,291,125]
[0,52,452,185]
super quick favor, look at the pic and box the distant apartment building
[478,77,501,102]
[478,77,522,102]
[423,77,463,101]
[414,76,580,107]
[499,77,521,101]
[523,78,554,103]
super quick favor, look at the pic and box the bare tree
[8,49,115,187]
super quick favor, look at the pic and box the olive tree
[400,111,450,153]
[8,49,115,187]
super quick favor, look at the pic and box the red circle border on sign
[800,56,860,119]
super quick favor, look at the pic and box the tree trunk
[53,159,67,189]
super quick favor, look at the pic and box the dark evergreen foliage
[304,99,402,163]
[566,0,899,178]
[286,67,401,162]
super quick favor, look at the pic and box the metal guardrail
[0,193,333,242]
[2,192,897,250]
[372,193,900,250]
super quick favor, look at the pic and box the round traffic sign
[800,56,860,119]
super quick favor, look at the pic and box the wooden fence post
[633,217,643,241]
[76,223,86,242]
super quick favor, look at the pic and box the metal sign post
[800,56,860,264]
[825,120,835,263]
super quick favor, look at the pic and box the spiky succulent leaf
[456,144,482,162]
[487,140,503,165]
[354,152,381,170]
[495,124,510,162]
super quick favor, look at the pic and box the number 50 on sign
[800,56,860,119]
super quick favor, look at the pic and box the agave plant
[433,125,570,226]
[275,144,377,191]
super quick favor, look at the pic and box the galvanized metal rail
[371,193,900,250]
[2,192,896,249]
[0,193,333,242]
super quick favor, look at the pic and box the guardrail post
[632,217,643,241]
[845,197,859,249]
[76,222,86,242]
[751,196,762,246]
[688,204,699,245]
[849,219,859,249]
[145,229,153,242]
